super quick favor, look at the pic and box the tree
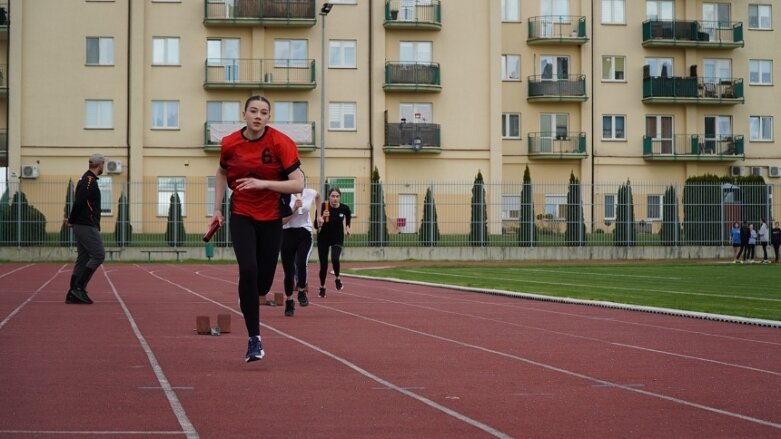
[660,185,679,246]
[615,180,635,246]
[59,179,75,247]
[565,172,585,246]
[369,167,389,246]
[0,191,47,246]
[419,185,440,247]
[682,175,722,245]
[469,170,488,246]
[518,166,536,247]
[114,189,133,247]
[165,192,186,247]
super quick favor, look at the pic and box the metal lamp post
[319,2,333,197]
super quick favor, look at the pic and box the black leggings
[230,215,282,337]
[281,228,313,296]
[318,240,342,287]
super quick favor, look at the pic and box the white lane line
[142,268,513,439]
[0,263,34,279]
[0,430,184,436]
[316,302,781,430]
[0,264,65,330]
[102,270,198,439]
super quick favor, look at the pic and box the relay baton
[203,220,221,242]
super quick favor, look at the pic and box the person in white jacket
[758,218,770,264]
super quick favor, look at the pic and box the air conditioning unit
[769,166,781,178]
[106,160,123,174]
[21,165,39,179]
[729,166,743,177]
[751,166,762,177]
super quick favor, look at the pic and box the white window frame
[501,0,520,22]
[399,41,432,64]
[502,195,521,220]
[206,101,241,122]
[602,115,626,140]
[275,39,309,68]
[646,0,674,20]
[645,57,673,77]
[502,55,521,81]
[152,37,180,65]
[86,37,114,66]
[97,177,113,216]
[544,194,567,220]
[329,102,357,131]
[157,177,186,217]
[604,194,617,221]
[329,177,356,214]
[602,55,625,81]
[750,116,773,141]
[703,58,732,83]
[502,113,521,139]
[601,0,625,24]
[749,59,773,85]
[329,40,356,68]
[84,100,113,129]
[647,194,663,220]
[400,103,432,124]
[151,100,180,129]
[274,101,308,123]
[748,4,772,30]
[541,0,569,17]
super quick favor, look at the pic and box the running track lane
[0,263,779,438]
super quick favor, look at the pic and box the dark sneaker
[66,288,92,304]
[298,289,309,307]
[245,336,265,362]
[65,291,81,304]
[335,278,343,291]
[284,299,295,317]
[319,287,326,298]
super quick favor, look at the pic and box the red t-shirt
[220,126,300,221]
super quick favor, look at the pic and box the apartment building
[0,0,778,235]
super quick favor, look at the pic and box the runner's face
[243,100,271,136]
[329,192,340,207]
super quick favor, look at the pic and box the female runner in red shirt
[213,95,304,362]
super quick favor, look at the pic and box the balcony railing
[527,132,587,159]
[384,0,441,30]
[642,19,743,48]
[383,62,441,92]
[642,76,744,104]
[527,16,588,45]
[203,58,316,89]
[0,128,7,167]
[384,122,441,152]
[204,121,316,151]
[203,0,316,27]
[527,75,588,102]
[642,134,744,161]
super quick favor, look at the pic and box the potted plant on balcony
[390,8,399,20]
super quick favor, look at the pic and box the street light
[319,2,333,197]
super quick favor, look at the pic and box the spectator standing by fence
[771,221,781,264]
[736,222,750,263]
[65,153,106,305]
[746,223,757,263]
[316,187,351,297]
[758,219,770,264]
[730,222,741,262]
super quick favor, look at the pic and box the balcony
[642,19,743,49]
[204,121,316,152]
[527,75,588,102]
[642,134,744,161]
[203,59,316,90]
[527,16,588,45]
[384,0,441,30]
[203,0,316,27]
[383,62,441,92]
[383,122,441,153]
[642,76,744,104]
[527,132,587,159]
[0,64,6,98]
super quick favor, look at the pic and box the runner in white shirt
[280,185,320,316]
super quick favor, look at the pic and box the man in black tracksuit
[66,153,106,304]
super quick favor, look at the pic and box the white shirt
[283,188,318,232]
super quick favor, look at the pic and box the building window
[750,116,773,141]
[329,102,356,130]
[275,39,309,68]
[749,60,773,85]
[544,194,567,219]
[97,177,113,216]
[748,4,772,30]
[502,113,521,139]
[601,0,625,24]
[152,37,180,65]
[645,57,673,77]
[207,101,240,122]
[647,194,662,220]
[274,101,308,123]
[602,56,625,81]
[541,0,569,16]
[86,37,114,65]
[329,177,356,214]
[646,0,674,20]
[502,55,521,81]
[84,100,113,129]
[501,0,520,21]
[602,115,626,140]
[604,194,617,221]
[329,40,356,68]
[157,177,186,217]
[400,41,432,64]
[502,195,520,220]
[152,100,180,129]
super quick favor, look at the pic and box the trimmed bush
[470,170,488,246]
[419,186,440,247]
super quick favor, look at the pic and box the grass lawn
[344,262,781,322]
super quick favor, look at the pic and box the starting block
[195,315,211,335]
[217,314,231,333]
[274,292,284,306]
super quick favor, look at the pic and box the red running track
[1,263,780,438]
